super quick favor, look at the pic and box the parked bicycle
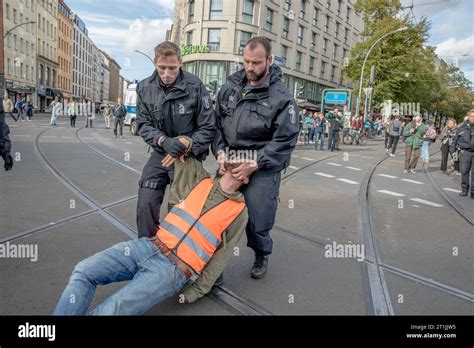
[342,129,367,145]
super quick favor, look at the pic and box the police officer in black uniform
[136,41,216,237]
[452,110,474,198]
[0,102,14,171]
[213,37,299,279]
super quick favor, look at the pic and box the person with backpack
[16,97,25,121]
[403,115,428,174]
[421,120,437,164]
[386,115,403,157]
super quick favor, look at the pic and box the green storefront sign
[180,45,210,56]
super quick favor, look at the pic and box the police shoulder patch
[202,96,211,110]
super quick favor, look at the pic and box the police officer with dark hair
[0,102,14,171]
[213,36,299,280]
[452,110,474,198]
[135,41,216,237]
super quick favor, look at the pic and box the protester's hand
[217,151,227,176]
[161,137,191,167]
[3,154,13,171]
[231,161,258,180]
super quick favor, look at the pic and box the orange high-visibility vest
[156,178,246,274]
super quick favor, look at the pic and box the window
[281,45,288,62]
[13,34,17,50]
[265,8,273,31]
[343,49,347,60]
[322,38,328,54]
[208,29,220,52]
[26,17,29,32]
[186,31,193,45]
[26,65,29,80]
[7,59,11,75]
[188,0,194,23]
[333,44,338,59]
[309,57,314,75]
[297,26,304,45]
[239,31,252,55]
[312,7,319,26]
[321,61,326,78]
[326,0,331,10]
[336,0,342,16]
[295,51,302,71]
[282,17,290,39]
[335,22,340,37]
[344,28,349,43]
[347,6,351,21]
[284,0,291,11]
[6,3,10,19]
[13,9,17,23]
[311,32,317,51]
[242,0,254,24]
[20,63,24,79]
[20,13,23,25]
[324,15,329,33]
[210,0,223,20]
[331,65,336,81]
[299,0,306,20]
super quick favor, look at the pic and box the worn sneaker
[390,154,396,157]
[403,169,408,174]
[409,169,416,174]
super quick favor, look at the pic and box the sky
[66,0,473,84]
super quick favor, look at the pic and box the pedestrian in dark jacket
[135,41,216,238]
[451,110,474,197]
[403,116,427,173]
[0,103,13,171]
[113,97,127,138]
[439,118,458,174]
[213,37,299,280]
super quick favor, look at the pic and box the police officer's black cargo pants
[240,170,282,256]
[459,151,474,193]
[136,152,172,238]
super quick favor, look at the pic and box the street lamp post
[134,50,155,66]
[355,27,408,121]
[4,21,36,39]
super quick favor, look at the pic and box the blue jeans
[328,130,339,150]
[53,237,188,315]
[421,140,431,160]
[314,131,324,150]
[50,112,58,125]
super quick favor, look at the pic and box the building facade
[58,0,73,101]
[102,50,121,102]
[37,0,60,111]
[171,0,364,102]
[3,0,37,104]
[91,43,101,104]
[99,51,110,104]
[72,13,93,101]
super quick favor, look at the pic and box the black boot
[251,254,269,279]
[213,273,224,287]
[459,190,468,197]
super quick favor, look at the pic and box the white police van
[124,83,138,135]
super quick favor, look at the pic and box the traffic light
[297,84,305,98]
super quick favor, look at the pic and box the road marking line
[409,198,443,207]
[401,179,423,185]
[83,137,95,140]
[42,136,57,138]
[346,166,362,171]
[378,174,398,179]
[337,178,359,185]
[361,156,374,159]
[327,163,342,167]
[126,142,133,144]
[61,137,74,139]
[288,165,299,169]
[412,205,421,208]
[291,155,300,158]
[301,157,315,161]
[377,190,405,197]
[14,135,29,137]
[314,172,335,178]
[443,188,461,193]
